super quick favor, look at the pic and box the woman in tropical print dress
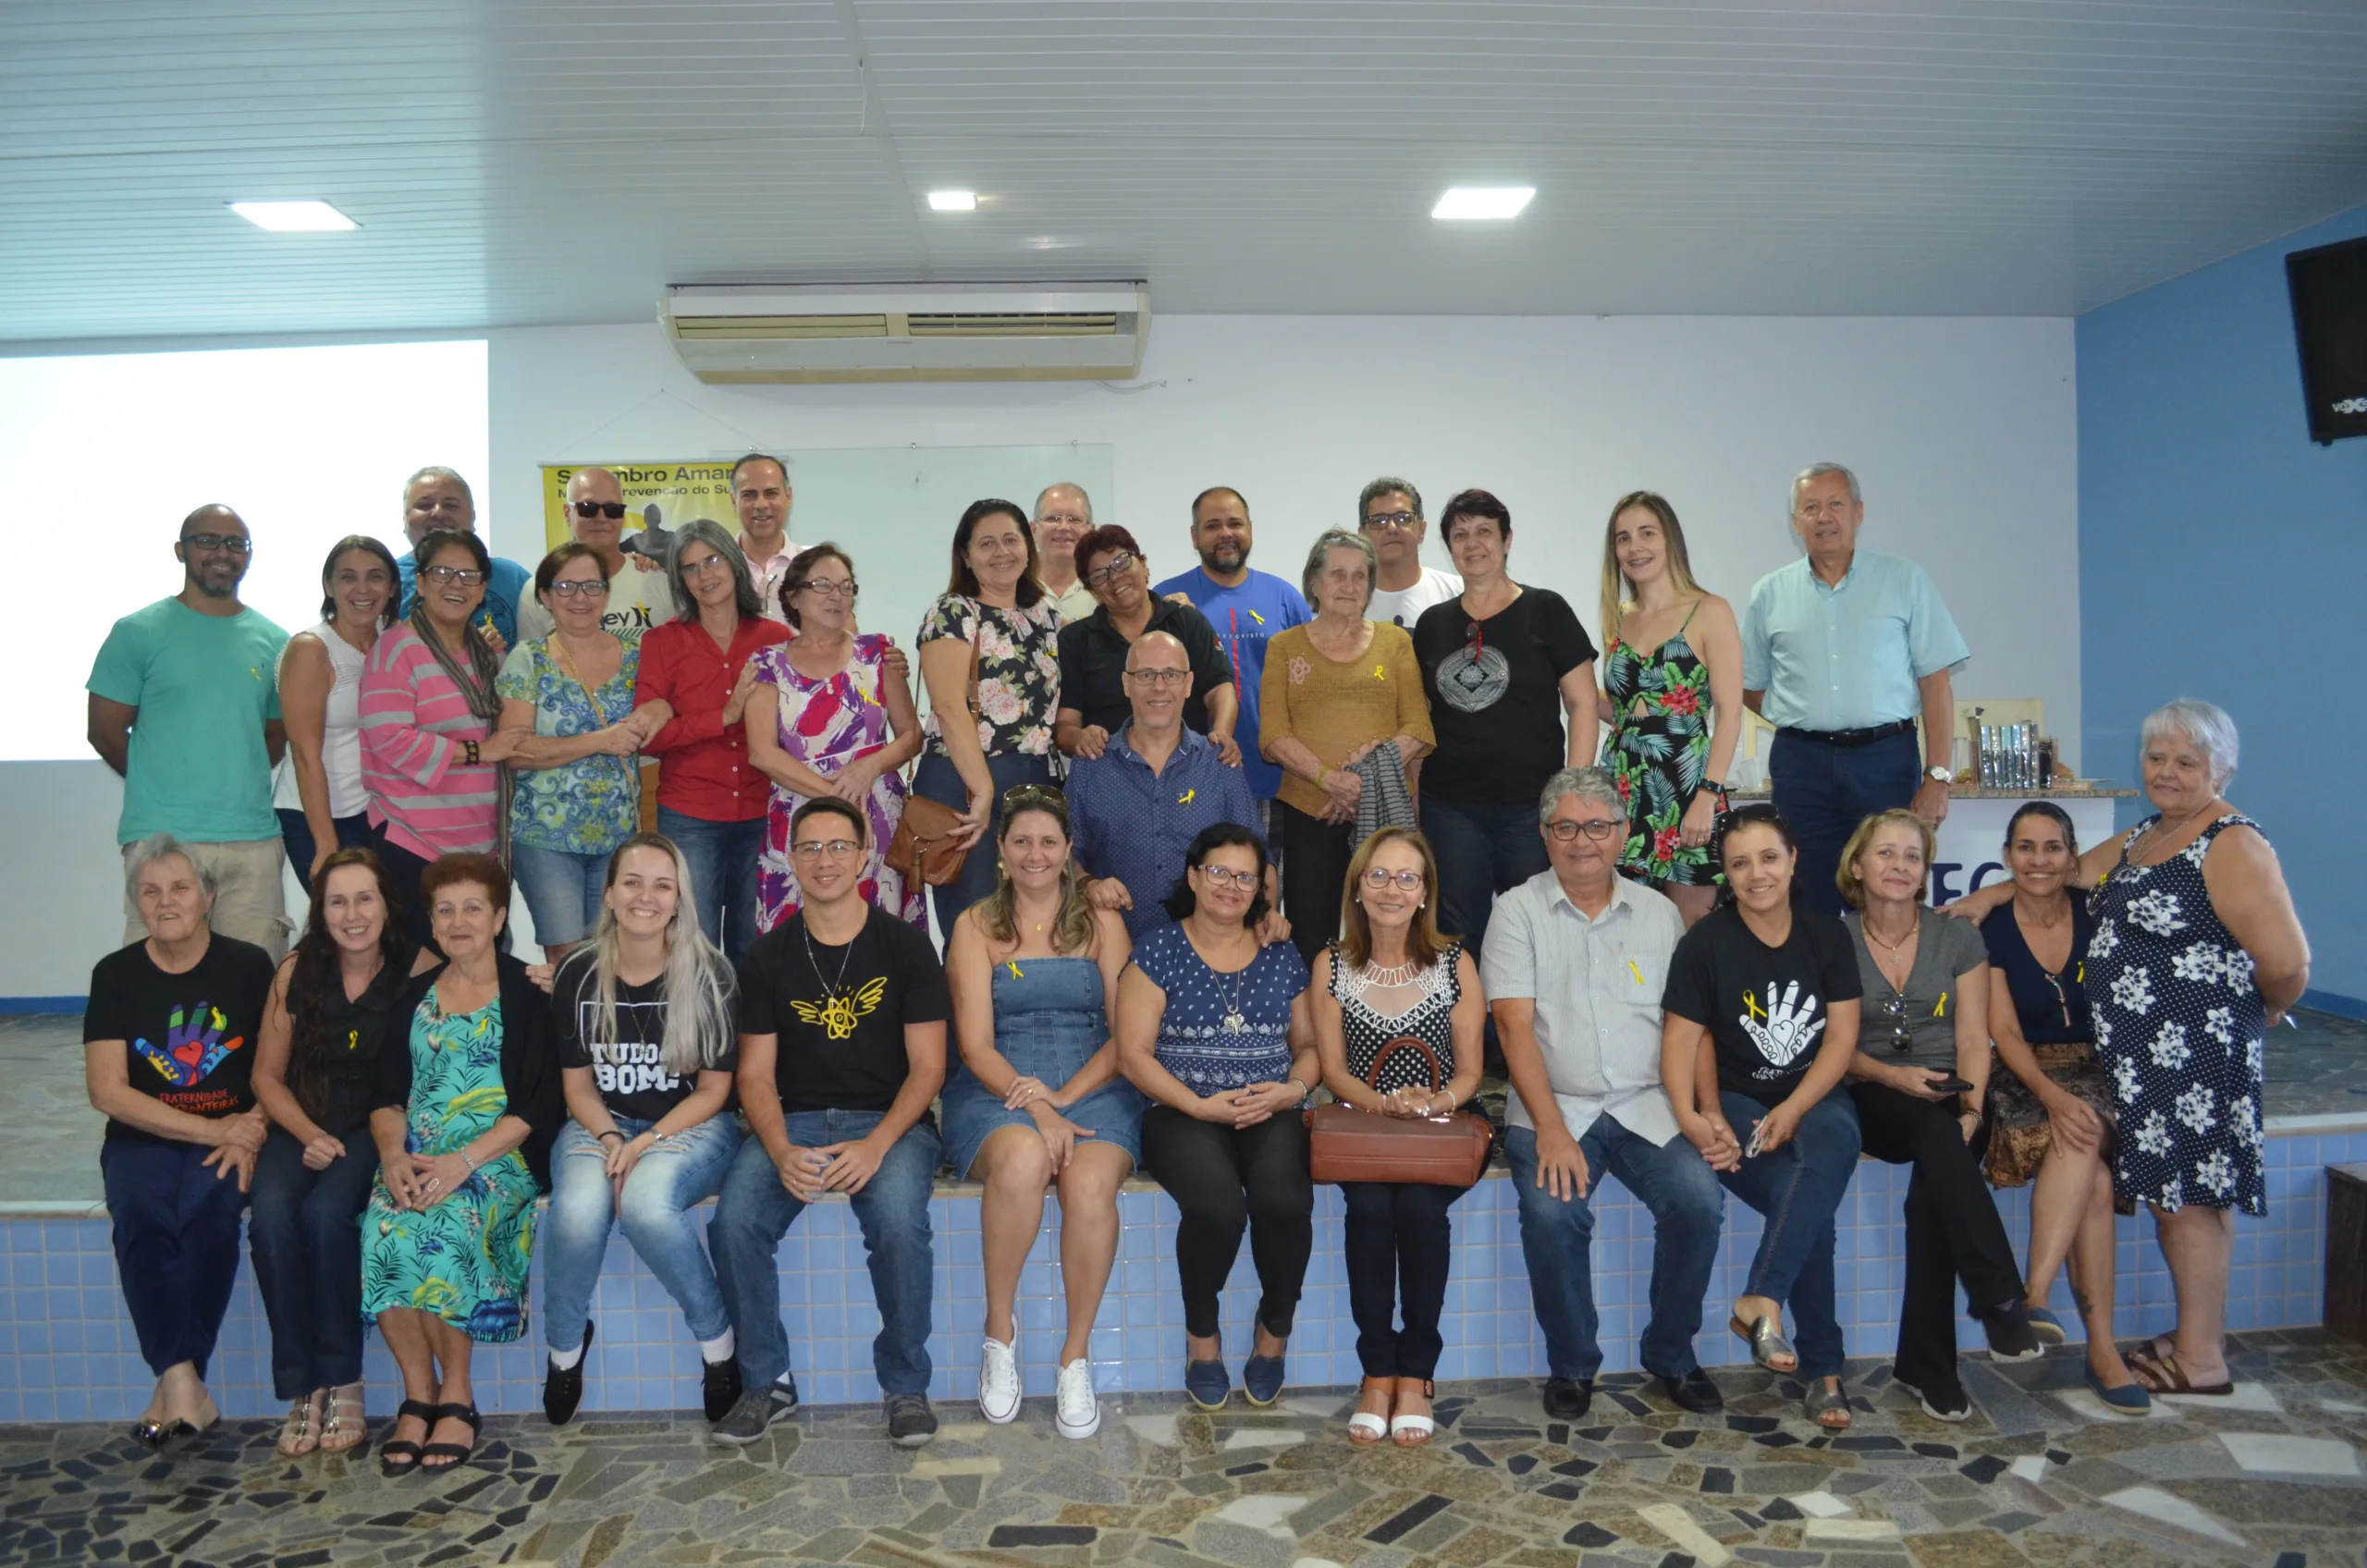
[1596,492,1741,926]
[746,545,926,931]
[362,854,561,1475]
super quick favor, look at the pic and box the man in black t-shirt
[708,798,950,1449]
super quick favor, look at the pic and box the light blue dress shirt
[1740,548,1968,731]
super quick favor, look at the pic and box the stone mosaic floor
[4,1329,2364,1568]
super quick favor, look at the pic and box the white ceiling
[5,1,2366,343]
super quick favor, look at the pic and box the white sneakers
[1056,1358,1101,1439]
[979,1336,1022,1425]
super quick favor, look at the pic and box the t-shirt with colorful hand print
[1662,903,1862,1108]
[82,934,276,1143]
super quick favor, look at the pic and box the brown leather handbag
[885,609,984,888]
[1305,1035,1493,1187]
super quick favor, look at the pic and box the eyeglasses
[571,500,629,520]
[423,564,487,586]
[1003,784,1066,809]
[1036,511,1089,528]
[1880,996,1915,1052]
[1123,668,1189,687]
[798,579,859,600]
[791,838,863,859]
[680,554,734,578]
[1545,818,1621,842]
[1363,511,1419,532]
[1085,551,1137,588]
[1195,865,1260,890]
[546,579,609,598]
[1361,867,1426,890]
[182,533,251,555]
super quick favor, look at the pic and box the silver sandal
[1730,1313,1797,1373]
[276,1392,322,1457]
[320,1382,368,1455]
[1804,1378,1852,1430]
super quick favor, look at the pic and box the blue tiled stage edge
[3,1128,2360,1424]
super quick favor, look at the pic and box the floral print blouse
[916,594,1061,759]
[495,638,643,854]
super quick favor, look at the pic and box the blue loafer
[1184,1358,1231,1410]
[2085,1363,2152,1413]
[1242,1354,1286,1407]
[2026,1305,2068,1346]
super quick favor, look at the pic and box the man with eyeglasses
[1032,482,1099,623]
[730,454,803,625]
[87,505,293,957]
[518,466,681,645]
[1069,632,1269,943]
[711,795,948,1450]
[1357,478,1461,630]
[393,466,530,648]
[1484,766,1726,1422]
[1055,524,1238,764]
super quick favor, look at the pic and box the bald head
[1122,629,1193,735]
[176,504,251,600]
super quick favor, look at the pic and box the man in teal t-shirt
[87,505,292,957]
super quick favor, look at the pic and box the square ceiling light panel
[228,200,358,232]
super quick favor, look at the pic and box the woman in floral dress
[745,545,925,930]
[1596,493,1741,925]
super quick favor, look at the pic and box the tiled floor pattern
[4,1329,2365,1568]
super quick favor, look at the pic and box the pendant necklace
[1216,959,1250,1034]
[803,917,856,1003]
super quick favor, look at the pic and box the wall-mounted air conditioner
[661,282,1149,384]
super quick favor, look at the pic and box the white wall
[2,312,2079,1000]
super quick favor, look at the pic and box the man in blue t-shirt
[1151,486,1310,810]
[393,466,531,648]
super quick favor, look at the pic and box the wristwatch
[1926,766,1953,785]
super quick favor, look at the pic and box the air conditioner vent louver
[662,284,1148,383]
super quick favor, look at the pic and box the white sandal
[1389,1378,1436,1447]
[320,1382,368,1455]
[1347,1376,1391,1446]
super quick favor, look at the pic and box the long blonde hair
[575,833,737,1077]
[1600,491,1707,648]
[975,787,1099,957]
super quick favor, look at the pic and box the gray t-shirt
[1843,909,1989,1072]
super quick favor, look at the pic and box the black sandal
[419,1403,482,1471]
[379,1398,435,1476]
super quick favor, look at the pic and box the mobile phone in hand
[1930,1074,1976,1095]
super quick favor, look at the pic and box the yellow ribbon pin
[1374,664,1387,680]
[1744,989,1767,1022]
[1628,959,1645,986]
[2076,962,2084,983]
[1248,609,1266,625]
[1005,961,1024,979]
[1934,991,1948,1018]
[1178,788,1196,805]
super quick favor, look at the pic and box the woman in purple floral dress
[743,545,926,930]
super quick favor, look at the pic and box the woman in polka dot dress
[1956,700,2308,1396]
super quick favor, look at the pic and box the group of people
[81,456,2310,1460]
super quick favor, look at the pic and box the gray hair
[1301,528,1380,607]
[1538,766,1625,825]
[1033,482,1093,522]
[1790,462,1862,513]
[124,833,215,901]
[2140,698,2240,789]
[666,517,762,621]
[1356,476,1423,527]
[402,465,472,505]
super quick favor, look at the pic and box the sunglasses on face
[182,533,251,555]
[1003,784,1066,810]
[570,500,629,520]
[1363,512,1419,532]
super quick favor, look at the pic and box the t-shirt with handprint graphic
[83,934,276,1144]
[1662,904,1861,1108]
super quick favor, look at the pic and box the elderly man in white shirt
[1486,765,1727,1421]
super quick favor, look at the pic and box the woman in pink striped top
[361,531,524,948]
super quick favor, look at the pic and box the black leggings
[1852,1079,2026,1388]
[1342,1180,1466,1379]
[1141,1107,1314,1340]
[1278,801,1355,971]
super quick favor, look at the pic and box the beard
[1198,540,1248,573]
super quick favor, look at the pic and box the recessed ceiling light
[229,200,358,232]
[1432,187,1535,221]
[927,190,977,213]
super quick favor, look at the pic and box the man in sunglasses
[393,466,530,647]
[87,505,293,957]
[516,466,679,646]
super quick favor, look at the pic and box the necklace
[1216,963,1250,1034]
[802,915,857,1003]
[1861,913,1920,955]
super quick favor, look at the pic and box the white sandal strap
[1348,1411,1389,1437]
[1388,1414,1435,1436]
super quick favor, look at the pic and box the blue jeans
[657,807,766,965]
[1420,794,1551,962]
[511,842,613,947]
[912,750,1054,943]
[1770,728,1920,916]
[543,1114,744,1353]
[1504,1118,1725,1383]
[249,1128,378,1397]
[1714,1089,1862,1381]
[276,808,375,890]
[708,1109,941,1394]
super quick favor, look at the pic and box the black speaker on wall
[2287,235,2367,445]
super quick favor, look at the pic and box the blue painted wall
[2078,204,2367,1006]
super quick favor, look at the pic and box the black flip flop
[379,1398,436,1477]
[419,1403,483,1471]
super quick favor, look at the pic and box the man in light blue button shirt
[1742,463,1968,914]
[1486,766,1726,1421]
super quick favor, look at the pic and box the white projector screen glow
[0,340,489,761]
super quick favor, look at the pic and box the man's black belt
[1777,719,1915,749]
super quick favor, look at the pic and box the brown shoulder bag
[885,606,984,888]
[1304,1035,1493,1187]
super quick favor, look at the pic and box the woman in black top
[251,849,425,1455]
[1411,489,1600,993]
[82,834,278,1448]
[1054,523,1240,762]
[1660,805,1863,1429]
